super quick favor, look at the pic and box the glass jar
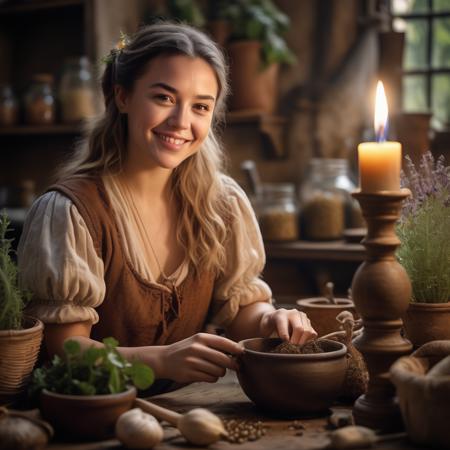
[59,56,97,123]
[24,74,56,125]
[258,183,299,241]
[0,84,19,126]
[299,158,362,240]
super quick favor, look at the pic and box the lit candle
[358,81,402,192]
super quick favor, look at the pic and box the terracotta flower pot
[227,40,279,113]
[296,297,357,337]
[40,387,136,440]
[0,316,43,402]
[237,337,347,417]
[402,301,450,348]
[207,19,230,47]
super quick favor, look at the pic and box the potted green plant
[397,152,450,347]
[167,0,205,28]
[220,0,296,113]
[0,212,43,402]
[30,337,154,440]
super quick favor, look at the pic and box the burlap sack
[390,340,450,448]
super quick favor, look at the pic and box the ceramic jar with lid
[0,84,19,126]
[24,74,56,125]
[59,56,97,123]
[258,182,299,241]
[299,158,361,240]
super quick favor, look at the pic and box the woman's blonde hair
[58,22,231,275]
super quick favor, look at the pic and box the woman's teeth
[159,134,185,145]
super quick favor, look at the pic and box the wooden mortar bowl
[237,338,347,417]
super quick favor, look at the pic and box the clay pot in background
[227,40,279,113]
[296,297,357,337]
[402,301,450,348]
[207,19,230,48]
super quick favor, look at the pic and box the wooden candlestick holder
[351,189,413,432]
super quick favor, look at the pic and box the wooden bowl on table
[237,337,347,418]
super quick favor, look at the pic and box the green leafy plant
[397,152,450,302]
[167,0,205,28]
[219,0,296,66]
[30,337,154,396]
[0,212,30,330]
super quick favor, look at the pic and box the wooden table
[49,371,421,450]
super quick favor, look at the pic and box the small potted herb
[397,152,450,347]
[220,0,296,113]
[30,337,154,440]
[0,212,43,402]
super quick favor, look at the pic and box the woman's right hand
[156,333,243,384]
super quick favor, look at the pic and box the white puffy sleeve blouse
[17,175,272,328]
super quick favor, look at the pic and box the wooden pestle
[134,398,227,446]
[324,282,338,305]
[134,398,179,425]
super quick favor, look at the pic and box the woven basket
[391,341,450,448]
[0,316,43,401]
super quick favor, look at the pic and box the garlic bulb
[0,408,53,450]
[115,408,163,449]
[177,408,227,446]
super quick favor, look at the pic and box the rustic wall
[224,0,378,189]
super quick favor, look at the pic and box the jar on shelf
[24,74,56,125]
[299,158,362,241]
[258,183,299,241]
[0,84,19,126]
[59,56,97,123]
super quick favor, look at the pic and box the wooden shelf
[265,240,365,262]
[226,110,287,158]
[0,124,81,136]
[0,0,83,15]
[226,110,285,125]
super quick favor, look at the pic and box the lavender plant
[397,152,450,303]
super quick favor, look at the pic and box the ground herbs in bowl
[269,340,326,354]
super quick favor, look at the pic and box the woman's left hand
[259,308,317,345]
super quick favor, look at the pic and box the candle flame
[374,81,388,142]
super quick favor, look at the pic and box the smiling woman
[17,22,316,395]
[114,54,217,171]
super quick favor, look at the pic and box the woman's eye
[194,104,210,112]
[154,94,173,103]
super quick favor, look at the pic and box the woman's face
[115,54,219,171]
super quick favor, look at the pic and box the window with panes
[389,0,450,130]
